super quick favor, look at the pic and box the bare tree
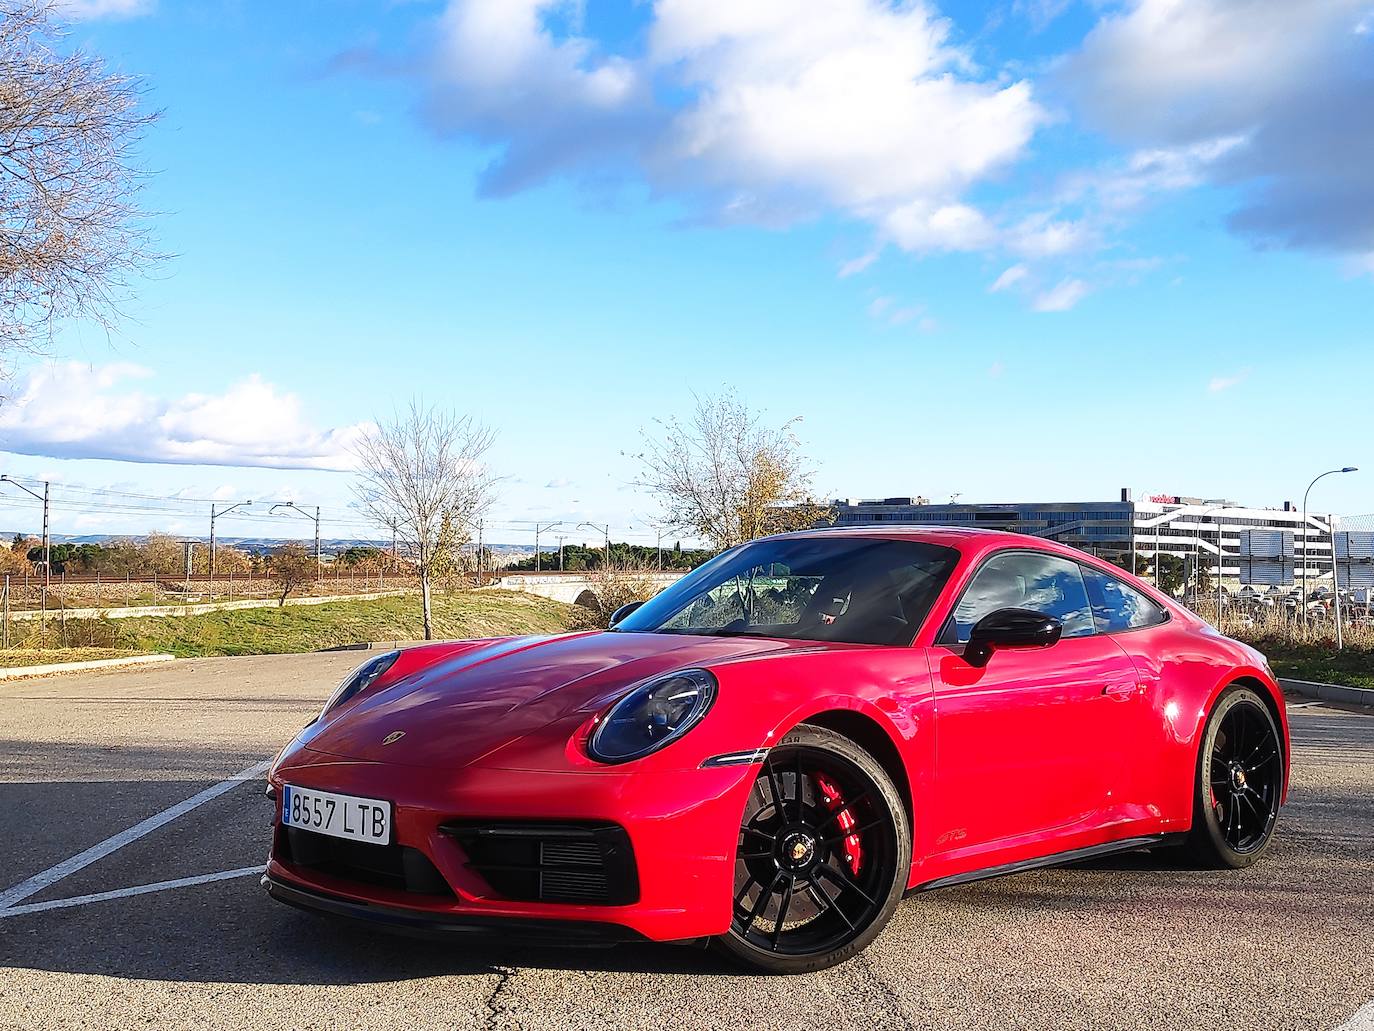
[633,390,832,551]
[270,541,315,607]
[353,402,497,640]
[0,1,161,359]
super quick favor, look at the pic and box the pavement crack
[855,951,919,1031]
[483,964,518,1031]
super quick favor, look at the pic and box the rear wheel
[1182,686,1283,868]
[711,724,910,974]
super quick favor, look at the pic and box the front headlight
[319,650,400,719]
[588,669,717,764]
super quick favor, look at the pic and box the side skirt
[910,833,1185,894]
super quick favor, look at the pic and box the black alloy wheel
[712,724,910,974]
[1184,686,1284,868]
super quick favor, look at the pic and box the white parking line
[0,866,266,919]
[0,758,271,910]
[1336,1002,1374,1030]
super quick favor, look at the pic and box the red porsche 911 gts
[263,527,1288,973]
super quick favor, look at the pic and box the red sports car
[264,527,1288,973]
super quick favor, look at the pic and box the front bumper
[265,747,759,943]
[262,872,650,946]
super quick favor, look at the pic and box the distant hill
[0,531,535,558]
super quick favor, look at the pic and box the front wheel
[1182,686,1284,868]
[711,724,911,974]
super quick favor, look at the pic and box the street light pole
[271,502,322,579]
[209,501,253,581]
[534,521,561,573]
[1301,467,1358,630]
[577,522,610,570]
[0,475,49,632]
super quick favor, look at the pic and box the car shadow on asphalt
[0,884,733,983]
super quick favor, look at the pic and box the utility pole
[271,502,322,580]
[578,523,610,570]
[1301,467,1358,629]
[209,500,252,580]
[1216,519,1224,623]
[557,535,566,571]
[1332,512,1346,651]
[0,475,49,633]
[534,521,561,573]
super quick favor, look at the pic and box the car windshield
[613,536,960,646]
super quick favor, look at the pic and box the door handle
[1102,682,1136,698]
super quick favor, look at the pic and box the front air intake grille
[277,826,453,897]
[439,821,639,906]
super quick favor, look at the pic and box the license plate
[281,784,391,845]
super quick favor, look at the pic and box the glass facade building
[827,493,1344,589]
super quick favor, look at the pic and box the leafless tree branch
[352,401,498,639]
[0,0,162,366]
[631,390,831,551]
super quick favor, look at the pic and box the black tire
[1181,685,1284,869]
[711,724,911,974]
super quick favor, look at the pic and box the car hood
[295,630,822,770]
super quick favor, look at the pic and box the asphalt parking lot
[1,652,1371,1031]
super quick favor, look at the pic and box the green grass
[1262,642,1374,691]
[69,590,581,658]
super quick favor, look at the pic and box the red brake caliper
[814,772,863,877]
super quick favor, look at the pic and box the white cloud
[405,0,1044,250]
[1059,136,1246,215]
[1061,0,1374,255]
[881,201,997,253]
[650,0,1043,246]
[988,360,1006,378]
[421,0,651,196]
[1031,278,1090,312]
[1348,253,1374,278]
[0,364,371,471]
[837,252,878,278]
[1014,0,1074,31]
[1064,0,1363,141]
[989,264,1030,293]
[1207,370,1251,393]
[867,295,933,330]
[1007,212,1095,258]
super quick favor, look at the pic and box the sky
[0,0,1371,547]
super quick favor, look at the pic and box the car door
[925,550,1143,873]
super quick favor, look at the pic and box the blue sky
[0,0,1370,546]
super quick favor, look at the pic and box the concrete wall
[486,572,686,605]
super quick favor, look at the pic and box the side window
[1083,566,1168,633]
[943,551,1095,644]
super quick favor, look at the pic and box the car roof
[770,525,1041,545]
[763,524,1123,566]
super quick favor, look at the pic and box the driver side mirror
[609,600,644,626]
[964,607,1062,668]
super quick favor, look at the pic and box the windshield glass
[614,536,960,646]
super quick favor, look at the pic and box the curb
[1280,677,1374,708]
[0,653,178,681]
[5,590,409,623]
